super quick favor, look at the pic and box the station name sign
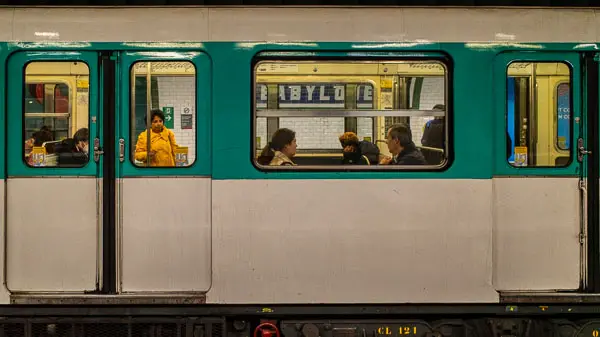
[256,83,374,109]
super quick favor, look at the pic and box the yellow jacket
[135,127,178,167]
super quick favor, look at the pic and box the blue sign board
[357,84,374,109]
[278,83,345,108]
[556,83,570,150]
[256,84,268,109]
[507,77,515,162]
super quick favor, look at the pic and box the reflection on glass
[130,61,196,167]
[507,62,571,167]
[253,61,448,168]
[23,61,90,168]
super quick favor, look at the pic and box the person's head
[270,128,297,158]
[258,128,297,165]
[32,129,53,147]
[433,104,445,120]
[73,127,89,153]
[339,132,360,153]
[149,109,166,132]
[386,123,413,156]
[39,125,51,133]
[31,129,54,154]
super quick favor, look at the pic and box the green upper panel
[0,41,594,180]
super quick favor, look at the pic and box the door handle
[93,137,104,163]
[119,138,125,163]
[578,137,591,162]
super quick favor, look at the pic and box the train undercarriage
[0,304,599,337]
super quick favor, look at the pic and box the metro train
[0,5,599,337]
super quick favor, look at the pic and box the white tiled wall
[254,76,444,150]
[357,118,374,141]
[256,117,374,150]
[156,76,196,164]
[280,117,344,149]
[256,118,268,149]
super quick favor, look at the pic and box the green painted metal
[6,51,100,177]
[0,41,594,180]
[492,51,582,177]
[118,51,211,177]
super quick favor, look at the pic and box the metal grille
[0,318,224,337]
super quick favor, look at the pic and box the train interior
[253,60,571,168]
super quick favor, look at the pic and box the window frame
[554,81,571,153]
[21,60,91,169]
[505,60,574,169]
[493,51,581,177]
[250,56,453,172]
[127,60,198,169]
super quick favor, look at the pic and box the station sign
[275,83,375,109]
[278,83,345,108]
[356,83,374,109]
[256,84,268,109]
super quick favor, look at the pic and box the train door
[493,52,584,292]
[5,51,101,292]
[4,50,212,297]
[116,52,212,293]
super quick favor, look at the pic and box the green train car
[0,5,598,337]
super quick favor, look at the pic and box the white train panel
[492,177,581,291]
[208,179,498,303]
[0,7,598,43]
[6,178,99,292]
[120,177,212,293]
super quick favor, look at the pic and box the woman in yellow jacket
[135,109,178,167]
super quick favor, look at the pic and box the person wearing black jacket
[54,128,89,167]
[380,123,427,166]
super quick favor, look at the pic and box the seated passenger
[338,132,380,165]
[380,123,427,165]
[257,128,297,166]
[135,109,178,167]
[25,127,54,166]
[421,104,445,149]
[54,127,89,166]
[24,125,52,156]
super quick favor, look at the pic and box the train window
[130,61,196,168]
[23,61,90,168]
[506,62,571,167]
[253,60,448,169]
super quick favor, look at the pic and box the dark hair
[32,129,54,153]
[39,125,51,133]
[257,128,296,165]
[73,128,89,143]
[32,129,53,147]
[151,109,165,123]
[388,123,413,147]
[432,104,446,120]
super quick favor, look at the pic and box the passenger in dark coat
[421,104,446,149]
[339,132,381,165]
[54,127,89,166]
[380,123,427,166]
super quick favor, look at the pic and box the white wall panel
[120,177,211,292]
[1,7,598,43]
[208,179,497,303]
[6,178,98,292]
[492,177,581,290]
